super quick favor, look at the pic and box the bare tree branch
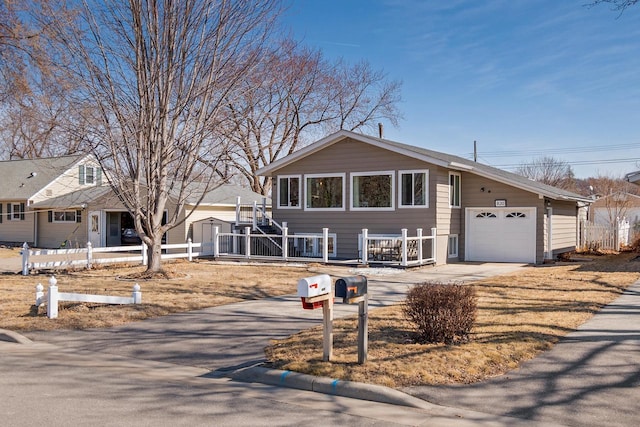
[36,0,282,272]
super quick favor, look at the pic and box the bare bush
[403,282,477,344]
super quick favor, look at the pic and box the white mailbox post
[297,274,333,362]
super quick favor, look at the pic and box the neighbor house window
[53,211,77,223]
[448,234,459,258]
[278,175,301,208]
[79,165,101,186]
[399,170,428,208]
[351,171,394,210]
[8,203,25,221]
[305,174,345,210]
[449,172,461,208]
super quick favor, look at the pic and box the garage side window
[305,174,345,210]
[399,170,428,208]
[351,171,394,210]
[278,175,301,209]
[449,172,461,208]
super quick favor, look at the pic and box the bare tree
[37,0,281,273]
[515,156,576,190]
[218,39,402,195]
[0,0,88,159]
[590,0,639,12]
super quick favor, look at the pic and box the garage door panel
[466,208,536,263]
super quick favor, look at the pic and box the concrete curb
[228,366,432,409]
[0,328,33,344]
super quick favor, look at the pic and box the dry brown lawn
[2,248,638,388]
[265,253,640,388]
[0,257,314,331]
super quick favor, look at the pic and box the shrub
[403,281,477,344]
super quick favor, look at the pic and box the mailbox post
[297,274,333,362]
[335,275,368,364]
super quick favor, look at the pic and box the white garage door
[465,207,536,263]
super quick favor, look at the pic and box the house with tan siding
[257,130,591,265]
[0,155,101,246]
[1,154,268,248]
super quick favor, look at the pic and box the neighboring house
[590,192,640,228]
[257,130,591,264]
[0,154,268,248]
[0,155,102,246]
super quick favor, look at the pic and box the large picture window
[449,172,461,208]
[278,175,300,208]
[351,171,394,210]
[399,170,428,208]
[305,174,345,210]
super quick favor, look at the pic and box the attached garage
[465,207,537,263]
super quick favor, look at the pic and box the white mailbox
[297,274,332,298]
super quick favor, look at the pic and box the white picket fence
[579,218,631,251]
[35,275,142,319]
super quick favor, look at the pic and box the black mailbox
[335,275,367,299]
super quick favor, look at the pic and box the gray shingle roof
[29,186,114,209]
[0,155,87,200]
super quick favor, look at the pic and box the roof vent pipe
[378,123,384,139]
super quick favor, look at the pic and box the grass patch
[265,253,640,387]
[0,258,314,331]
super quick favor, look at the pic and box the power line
[493,157,640,170]
[467,142,640,158]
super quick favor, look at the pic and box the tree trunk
[146,238,163,273]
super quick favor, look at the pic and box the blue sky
[282,0,640,179]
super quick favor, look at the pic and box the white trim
[448,234,459,258]
[398,169,429,208]
[449,172,461,209]
[304,173,346,211]
[277,175,301,209]
[350,170,395,211]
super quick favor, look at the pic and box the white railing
[20,226,437,274]
[360,227,437,267]
[210,226,331,262]
[35,275,141,319]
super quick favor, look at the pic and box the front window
[305,174,345,210]
[399,170,428,208]
[351,171,394,210]
[53,211,77,223]
[79,164,100,185]
[449,172,461,208]
[11,203,22,220]
[85,166,95,184]
[278,175,300,208]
